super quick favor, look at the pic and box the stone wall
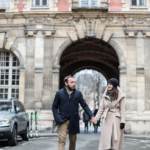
[0,10,150,133]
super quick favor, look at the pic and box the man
[52,75,97,150]
[83,111,90,132]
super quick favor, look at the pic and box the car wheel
[8,125,17,146]
[21,125,29,141]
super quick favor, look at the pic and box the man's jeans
[58,120,76,150]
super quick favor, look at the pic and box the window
[33,0,48,7]
[0,101,12,111]
[11,89,19,99]
[12,70,19,85]
[0,88,8,99]
[0,0,10,8]
[0,51,20,99]
[79,0,100,7]
[131,0,146,7]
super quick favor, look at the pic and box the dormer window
[131,0,146,7]
[33,0,48,7]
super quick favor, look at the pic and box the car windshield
[0,101,12,112]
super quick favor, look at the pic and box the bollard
[29,112,34,138]
[34,111,39,138]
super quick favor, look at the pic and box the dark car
[0,98,29,146]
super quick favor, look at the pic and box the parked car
[0,98,29,146]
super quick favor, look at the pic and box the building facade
[0,0,150,134]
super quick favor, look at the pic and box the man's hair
[64,75,74,83]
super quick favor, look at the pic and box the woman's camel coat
[95,87,125,150]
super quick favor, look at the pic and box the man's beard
[67,84,75,91]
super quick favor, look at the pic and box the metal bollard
[29,112,34,138]
[34,111,39,138]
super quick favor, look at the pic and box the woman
[95,78,125,150]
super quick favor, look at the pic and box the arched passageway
[59,39,119,89]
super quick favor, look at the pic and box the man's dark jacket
[83,111,90,122]
[52,87,94,134]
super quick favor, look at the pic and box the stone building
[0,0,150,134]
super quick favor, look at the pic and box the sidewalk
[124,134,150,140]
[38,126,150,140]
[38,133,150,140]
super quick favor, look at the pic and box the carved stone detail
[54,15,73,24]
[107,17,126,25]
[103,31,113,42]
[100,18,106,24]
[119,66,127,74]
[29,17,53,24]
[25,30,37,37]
[136,67,144,75]
[75,24,85,39]
[43,30,56,37]
[67,30,78,41]
[134,18,146,24]
[5,37,16,50]
[142,31,150,37]
[85,18,96,37]
[96,24,106,39]
[124,30,138,37]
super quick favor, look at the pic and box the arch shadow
[53,38,126,68]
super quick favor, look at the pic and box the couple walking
[52,75,125,150]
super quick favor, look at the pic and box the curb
[39,133,58,137]
[124,135,150,140]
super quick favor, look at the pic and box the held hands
[90,117,97,125]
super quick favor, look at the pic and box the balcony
[72,0,108,11]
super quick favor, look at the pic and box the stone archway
[9,45,25,103]
[10,45,25,68]
[56,38,124,89]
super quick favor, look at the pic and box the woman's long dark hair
[106,87,119,101]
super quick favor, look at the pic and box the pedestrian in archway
[52,75,96,150]
[83,111,90,132]
[93,109,100,133]
[91,78,125,150]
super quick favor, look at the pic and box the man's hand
[90,117,97,125]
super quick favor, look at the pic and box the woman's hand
[90,117,97,125]
[120,123,125,129]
